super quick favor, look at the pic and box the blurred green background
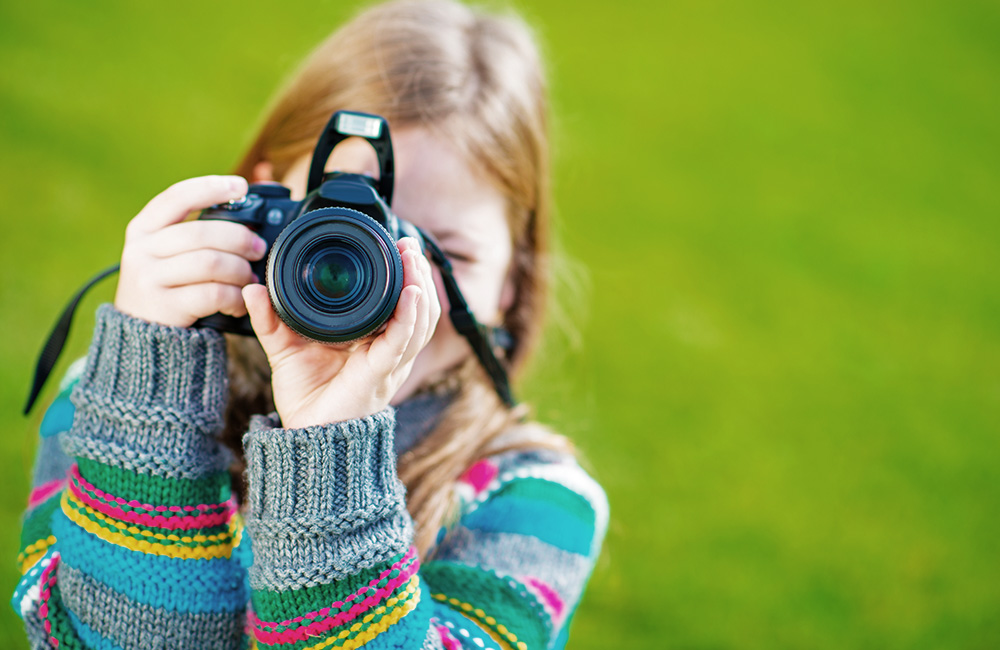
[1,0,998,647]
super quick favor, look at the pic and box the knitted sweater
[14,305,608,650]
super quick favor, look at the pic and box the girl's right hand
[114,175,267,328]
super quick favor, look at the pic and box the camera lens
[266,207,403,343]
[304,247,365,302]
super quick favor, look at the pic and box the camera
[196,111,422,343]
[23,110,515,415]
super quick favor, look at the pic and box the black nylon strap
[418,233,516,407]
[23,241,515,413]
[23,264,120,415]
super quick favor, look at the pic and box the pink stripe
[69,466,233,530]
[37,552,60,648]
[251,547,417,630]
[525,577,565,618]
[69,474,235,530]
[28,479,66,509]
[71,465,231,513]
[459,460,498,493]
[251,551,420,644]
[68,478,232,531]
[253,571,418,645]
[435,624,463,650]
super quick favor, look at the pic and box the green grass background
[1,0,998,647]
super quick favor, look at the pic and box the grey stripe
[430,526,591,608]
[58,563,244,650]
[61,420,230,480]
[31,433,74,488]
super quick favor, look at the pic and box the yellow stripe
[248,580,417,650]
[299,579,420,650]
[18,535,57,572]
[231,512,245,548]
[431,593,525,650]
[64,490,236,545]
[61,492,234,560]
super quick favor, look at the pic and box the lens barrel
[266,207,403,342]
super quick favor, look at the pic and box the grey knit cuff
[243,408,412,590]
[63,304,230,480]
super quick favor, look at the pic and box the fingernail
[228,176,246,194]
[252,273,260,283]
[253,236,267,255]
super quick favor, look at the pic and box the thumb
[243,284,289,355]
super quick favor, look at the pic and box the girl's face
[262,127,514,403]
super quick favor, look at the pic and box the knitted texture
[243,409,412,591]
[62,304,231,480]
[15,304,608,650]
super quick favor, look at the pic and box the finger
[130,176,248,235]
[367,285,420,375]
[171,282,247,320]
[243,284,301,359]
[156,250,256,288]
[398,248,430,367]
[149,220,266,261]
[418,246,441,344]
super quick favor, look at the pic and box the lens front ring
[266,207,403,343]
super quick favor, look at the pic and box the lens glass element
[304,248,363,302]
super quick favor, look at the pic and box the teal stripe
[491,478,596,524]
[40,390,76,438]
[52,509,248,614]
[461,496,595,555]
[68,609,126,650]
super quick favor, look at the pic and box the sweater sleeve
[13,305,250,650]
[242,413,608,650]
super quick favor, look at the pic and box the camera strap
[25,242,517,414]
[23,264,120,415]
[419,234,516,407]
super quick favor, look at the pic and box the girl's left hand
[242,237,441,429]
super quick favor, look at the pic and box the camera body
[197,111,421,343]
[24,110,516,413]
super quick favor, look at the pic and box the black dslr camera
[24,111,514,415]
[197,111,419,343]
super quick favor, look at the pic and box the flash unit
[336,113,382,138]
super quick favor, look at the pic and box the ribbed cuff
[243,408,412,590]
[63,304,231,480]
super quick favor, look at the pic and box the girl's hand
[243,237,441,428]
[114,175,267,327]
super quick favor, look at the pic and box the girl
[15,1,608,649]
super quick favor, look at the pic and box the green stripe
[72,473,230,519]
[250,550,411,622]
[253,577,416,650]
[422,561,550,648]
[40,580,87,650]
[20,493,62,553]
[77,457,230,506]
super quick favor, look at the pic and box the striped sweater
[14,305,608,650]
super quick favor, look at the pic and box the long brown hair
[221,0,570,555]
